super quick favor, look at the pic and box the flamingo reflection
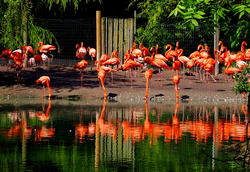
[34,100,55,142]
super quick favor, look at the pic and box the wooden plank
[123,19,129,57]
[113,18,118,53]
[129,18,134,52]
[118,18,124,64]
[101,17,107,55]
[108,18,113,57]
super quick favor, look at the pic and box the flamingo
[10,60,23,84]
[202,49,219,83]
[155,44,168,61]
[186,57,195,83]
[173,75,180,98]
[100,54,109,65]
[165,44,178,62]
[95,61,114,98]
[131,42,143,77]
[33,48,43,66]
[0,48,13,71]
[178,49,190,79]
[38,41,56,66]
[198,45,211,59]
[101,50,120,85]
[73,59,88,87]
[145,69,153,98]
[150,47,171,86]
[87,47,96,70]
[76,42,87,60]
[36,76,51,99]
[131,42,142,60]
[225,63,241,81]
[172,59,181,77]
[38,42,56,54]
[118,55,143,88]
[139,43,150,57]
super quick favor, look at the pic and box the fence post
[102,17,107,55]
[214,14,220,75]
[96,11,102,62]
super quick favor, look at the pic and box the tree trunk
[21,1,28,68]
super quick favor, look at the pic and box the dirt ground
[0,63,246,104]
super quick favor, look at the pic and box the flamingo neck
[151,47,155,59]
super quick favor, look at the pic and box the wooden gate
[101,17,135,65]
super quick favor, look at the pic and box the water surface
[0,98,248,171]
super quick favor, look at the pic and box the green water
[0,98,247,171]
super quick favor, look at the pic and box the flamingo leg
[189,69,192,83]
[42,85,45,98]
[207,72,217,82]
[100,77,107,98]
[131,72,133,88]
[91,57,93,71]
[175,84,179,98]
[156,68,160,86]
[145,78,149,98]
[80,70,83,87]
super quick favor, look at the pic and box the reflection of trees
[0,100,54,143]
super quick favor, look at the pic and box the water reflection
[0,99,250,171]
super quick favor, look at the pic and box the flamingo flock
[77,40,248,99]
[1,40,249,99]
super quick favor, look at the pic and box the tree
[168,0,250,49]
[130,0,250,49]
[0,0,59,51]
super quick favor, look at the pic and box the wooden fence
[101,17,135,65]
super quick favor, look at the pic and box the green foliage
[233,63,250,95]
[0,0,62,50]
[41,0,103,12]
[132,0,250,50]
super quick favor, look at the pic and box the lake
[0,98,248,171]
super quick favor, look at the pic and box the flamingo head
[165,44,171,50]
[75,44,79,48]
[139,43,143,48]
[197,45,202,51]
[133,42,136,47]
[124,54,130,59]
[242,41,247,47]
[176,41,179,47]
[38,42,42,47]
[87,47,90,51]
[218,41,223,46]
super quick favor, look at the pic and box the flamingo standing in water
[36,76,51,99]
[173,75,180,98]
[95,61,114,98]
[145,69,153,98]
[73,59,88,87]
